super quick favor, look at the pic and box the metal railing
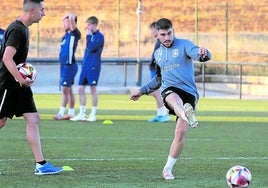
[27,57,268,99]
[28,57,150,87]
[195,61,268,99]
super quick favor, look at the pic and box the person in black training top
[0,0,63,175]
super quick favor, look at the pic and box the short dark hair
[23,0,44,4]
[73,16,78,24]
[86,16,99,25]
[149,21,157,29]
[156,18,173,30]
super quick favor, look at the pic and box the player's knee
[78,86,85,95]
[0,118,7,129]
[62,87,70,95]
[175,123,188,137]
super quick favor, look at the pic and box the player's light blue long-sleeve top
[82,30,104,71]
[140,38,212,100]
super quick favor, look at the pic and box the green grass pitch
[0,94,267,188]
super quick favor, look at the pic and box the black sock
[37,160,46,165]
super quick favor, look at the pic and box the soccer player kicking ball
[130,18,211,180]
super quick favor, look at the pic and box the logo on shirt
[172,49,179,58]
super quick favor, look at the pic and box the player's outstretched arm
[130,66,162,101]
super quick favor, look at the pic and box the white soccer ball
[17,62,37,81]
[226,165,252,188]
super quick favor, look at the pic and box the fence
[1,1,268,62]
[195,61,268,99]
[27,57,268,99]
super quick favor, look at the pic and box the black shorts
[0,87,37,119]
[161,86,197,116]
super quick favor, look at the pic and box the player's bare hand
[19,79,33,87]
[68,14,75,20]
[198,47,208,58]
[129,89,142,101]
[198,47,208,59]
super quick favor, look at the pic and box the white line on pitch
[0,156,267,162]
[0,136,232,141]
